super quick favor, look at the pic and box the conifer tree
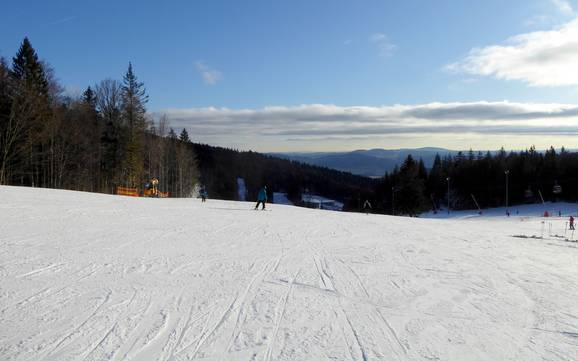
[179,128,190,143]
[0,57,14,184]
[396,155,428,216]
[12,38,49,95]
[10,37,52,186]
[168,127,177,139]
[120,62,148,187]
[83,86,96,110]
[426,154,444,209]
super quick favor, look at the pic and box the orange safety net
[116,186,139,197]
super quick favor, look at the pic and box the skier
[151,178,159,197]
[200,187,207,203]
[363,200,372,214]
[255,186,268,210]
[570,216,575,230]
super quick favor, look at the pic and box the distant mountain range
[271,148,459,177]
[273,147,574,178]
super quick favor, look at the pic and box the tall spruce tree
[120,62,148,187]
[10,37,52,186]
[12,38,49,95]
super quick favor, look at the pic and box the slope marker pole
[470,194,481,215]
[538,190,545,205]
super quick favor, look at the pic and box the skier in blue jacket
[255,186,268,210]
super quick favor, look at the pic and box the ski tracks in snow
[80,289,139,361]
[167,255,281,360]
[225,260,274,353]
[38,289,113,361]
[308,235,409,361]
[1,263,101,315]
[3,188,578,361]
[263,268,301,361]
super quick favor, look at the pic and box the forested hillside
[375,147,578,215]
[0,38,198,196]
[192,143,377,211]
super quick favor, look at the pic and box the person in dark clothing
[255,186,267,210]
[363,200,372,214]
[570,216,575,230]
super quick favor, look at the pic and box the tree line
[374,147,578,215]
[0,38,198,196]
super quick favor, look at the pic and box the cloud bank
[155,102,578,151]
[447,17,578,86]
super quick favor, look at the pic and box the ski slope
[0,186,577,361]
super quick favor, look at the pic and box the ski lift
[553,183,562,195]
[524,188,533,199]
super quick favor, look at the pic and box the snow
[423,202,578,219]
[0,185,577,360]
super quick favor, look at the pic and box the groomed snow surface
[0,186,577,361]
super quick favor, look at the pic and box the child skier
[255,186,268,210]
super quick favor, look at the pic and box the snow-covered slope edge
[0,186,576,360]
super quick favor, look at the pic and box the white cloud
[155,102,578,151]
[195,61,222,85]
[447,18,578,86]
[552,0,574,15]
[370,33,397,58]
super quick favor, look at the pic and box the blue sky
[2,0,578,151]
